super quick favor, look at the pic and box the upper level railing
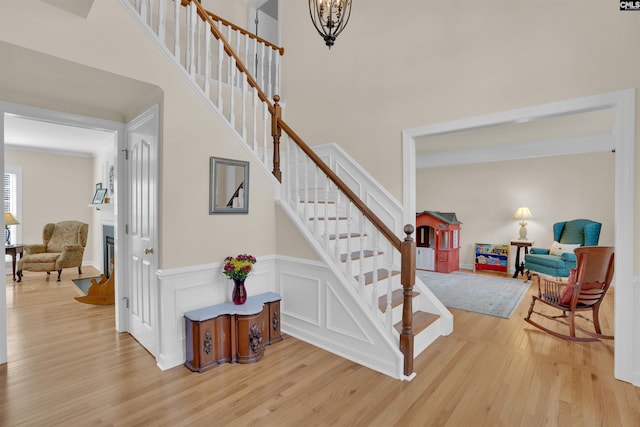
[126,0,416,377]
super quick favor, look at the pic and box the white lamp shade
[513,206,533,220]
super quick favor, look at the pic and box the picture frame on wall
[91,188,108,205]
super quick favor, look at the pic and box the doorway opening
[402,89,635,385]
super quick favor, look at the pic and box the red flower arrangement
[222,254,257,281]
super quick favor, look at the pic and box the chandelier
[308,0,353,48]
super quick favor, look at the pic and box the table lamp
[4,212,19,245]
[513,206,533,240]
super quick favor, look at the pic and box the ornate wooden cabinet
[184,292,282,372]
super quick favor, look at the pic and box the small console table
[5,244,23,282]
[510,240,533,278]
[184,292,282,372]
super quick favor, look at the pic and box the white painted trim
[402,89,637,386]
[416,133,615,169]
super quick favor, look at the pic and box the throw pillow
[549,241,581,257]
[559,282,603,305]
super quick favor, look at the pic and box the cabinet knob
[145,248,154,255]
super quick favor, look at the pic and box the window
[4,166,22,245]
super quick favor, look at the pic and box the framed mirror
[210,157,249,214]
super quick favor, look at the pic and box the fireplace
[102,225,114,277]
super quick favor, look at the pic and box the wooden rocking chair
[524,246,614,342]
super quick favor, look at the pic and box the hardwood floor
[2,268,639,426]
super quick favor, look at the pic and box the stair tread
[299,200,335,204]
[340,249,382,262]
[327,232,366,240]
[357,269,400,285]
[310,216,349,221]
[378,289,420,312]
[394,311,440,335]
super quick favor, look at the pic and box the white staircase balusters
[123,0,452,379]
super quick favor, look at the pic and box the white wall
[416,152,615,270]
[4,148,95,263]
[0,1,278,269]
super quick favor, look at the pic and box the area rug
[72,277,100,295]
[417,270,530,319]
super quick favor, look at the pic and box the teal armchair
[524,219,601,278]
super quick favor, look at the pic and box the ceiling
[4,114,115,157]
[0,41,161,157]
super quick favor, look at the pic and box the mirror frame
[209,157,250,214]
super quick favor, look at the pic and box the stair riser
[342,256,392,278]
[298,204,339,218]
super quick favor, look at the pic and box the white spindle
[313,166,320,239]
[373,229,380,285]
[139,0,147,23]
[229,57,236,129]
[195,14,202,76]
[187,3,196,77]
[173,0,180,61]
[204,21,211,98]
[226,26,233,86]
[386,246,394,331]
[274,53,280,95]
[346,202,353,279]
[262,103,268,164]
[267,48,273,99]
[252,87,258,152]
[158,0,166,42]
[217,36,223,112]
[303,158,310,225]
[324,181,331,249]
[359,212,366,289]
[149,0,156,27]
[259,43,265,93]
[241,72,247,141]
[334,192,341,261]
[243,34,250,78]
[294,147,300,210]
[286,136,292,207]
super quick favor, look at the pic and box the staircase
[122,0,452,380]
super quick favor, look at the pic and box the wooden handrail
[276,114,403,251]
[186,0,276,116]
[206,12,285,56]
[181,0,285,55]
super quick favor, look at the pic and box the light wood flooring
[1,267,639,426]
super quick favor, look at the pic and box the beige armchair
[16,221,89,282]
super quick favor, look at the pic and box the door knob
[145,248,154,255]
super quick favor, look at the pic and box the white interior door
[125,106,158,356]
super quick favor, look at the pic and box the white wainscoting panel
[155,256,276,370]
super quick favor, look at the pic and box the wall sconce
[513,206,533,240]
